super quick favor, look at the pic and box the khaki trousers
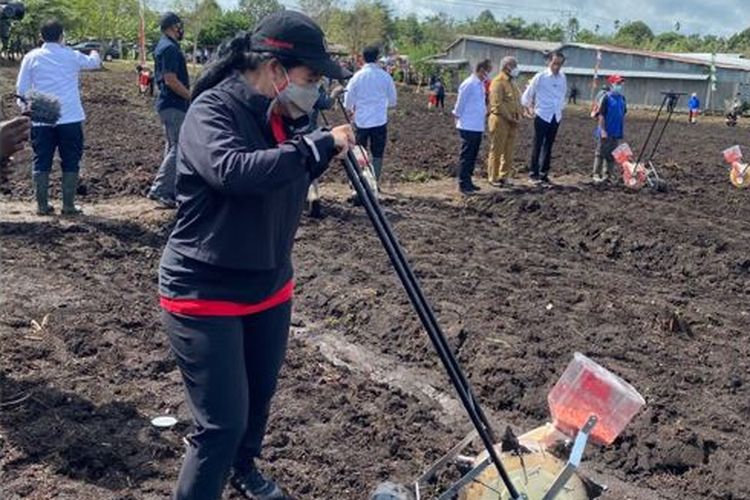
[487,114,517,182]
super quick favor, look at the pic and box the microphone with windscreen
[15,91,62,125]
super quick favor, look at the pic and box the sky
[211,0,747,37]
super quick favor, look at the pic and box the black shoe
[230,462,287,500]
[147,191,177,209]
[308,199,323,219]
[36,205,55,216]
[469,184,481,192]
[459,185,475,196]
[540,176,551,185]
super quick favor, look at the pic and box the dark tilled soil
[1,65,750,500]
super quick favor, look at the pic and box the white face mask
[510,67,520,78]
[271,66,320,120]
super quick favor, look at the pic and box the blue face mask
[612,84,623,94]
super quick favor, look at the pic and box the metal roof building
[433,35,750,109]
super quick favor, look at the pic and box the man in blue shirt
[592,75,627,183]
[148,12,190,208]
[453,59,492,195]
[688,93,700,124]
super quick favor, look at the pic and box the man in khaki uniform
[487,56,522,186]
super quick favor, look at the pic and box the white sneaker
[592,175,603,183]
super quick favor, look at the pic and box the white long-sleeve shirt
[344,63,397,129]
[16,43,101,125]
[521,69,567,124]
[453,74,486,132]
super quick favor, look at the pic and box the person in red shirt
[136,64,154,97]
[158,11,353,500]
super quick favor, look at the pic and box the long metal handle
[332,97,499,444]
[646,95,681,163]
[634,94,668,167]
[340,149,521,500]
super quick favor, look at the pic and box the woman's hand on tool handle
[331,124,355,159]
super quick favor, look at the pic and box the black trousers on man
[529,116,560,181]
[31,122,84,173]
[458,129,482,190]
[163,302,291,500]
[356,124,388,180]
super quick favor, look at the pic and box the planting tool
[721,145,750,188]
[404,353,644,500]
[337,103,647,498]
[615,91,684,192]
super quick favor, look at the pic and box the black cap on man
[160,12,183,41]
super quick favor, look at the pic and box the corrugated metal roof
[430,58,469,66]
[517,65,708,80]
[443,36,750,73]
[671,52,750,70]
[563,43,750,71]
[447,35,560,53]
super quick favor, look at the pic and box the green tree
[298,0,338,32]
[198,10,249,47]
[172,0,222,60]
[238,0,283,27]
[566,17,580,42]
[614,20,654,48]
[12,0,77,47]
[467,10,500,37]
[328,0,389,54]
[394,14,423,49]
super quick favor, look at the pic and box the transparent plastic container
[722,145,743,164]
[611,143,634,165]
[548,352,645,446]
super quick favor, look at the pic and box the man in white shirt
[453,59,492,195]
[521,50,567,184]
[16,19,101,215]
[344,45,397,183]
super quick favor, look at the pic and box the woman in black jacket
[158,11,353,500]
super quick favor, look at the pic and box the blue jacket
[599,92,627,139]
[154,35,190,113]
[688,96,700,110]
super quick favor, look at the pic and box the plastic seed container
[547,352,645,446]
[722,145,743,164]
[612,143,634,165]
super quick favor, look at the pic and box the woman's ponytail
[191,31,258,100]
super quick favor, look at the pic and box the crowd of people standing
[452,49,634,193]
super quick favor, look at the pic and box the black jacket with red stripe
[159,70,336,302]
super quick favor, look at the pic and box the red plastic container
[723,145,743,164]
[611,143,634,165]
[548,352,645,446]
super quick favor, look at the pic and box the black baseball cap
[160,12,182,31]
[251,11,351,80]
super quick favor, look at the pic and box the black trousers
[355,124,388,159]
[529,116,560,180]
[163,302,292,500]
[458,130,482,189]
[30,122,84,173]
[436,94,445,109]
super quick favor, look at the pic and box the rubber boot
[33,171,54,215]
[61,171,82,216]
[371,157,384,182]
